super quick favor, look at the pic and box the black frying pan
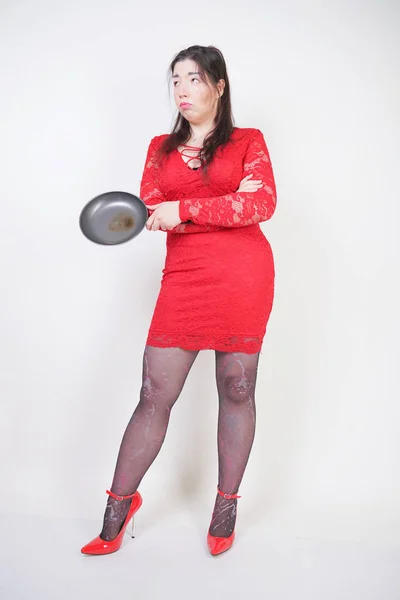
[79,191,148,245]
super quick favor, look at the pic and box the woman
[81,45,276,557]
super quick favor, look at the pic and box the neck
[188,116,216,145]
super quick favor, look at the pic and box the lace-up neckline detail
[178,144,202,171]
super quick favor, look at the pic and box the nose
[178,83,188,98]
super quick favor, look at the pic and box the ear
[217,79,225,97]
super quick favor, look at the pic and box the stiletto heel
[207,487,241,556]
[81,489,143,555]
[130,515,135,538]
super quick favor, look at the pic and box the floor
[1,509,399,600]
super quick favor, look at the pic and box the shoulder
[232,127,263,137]
[152,133,169,143]
[230,127,265,149]
[228,128,266,155]
[231,127,264,142]
[147,133,169,149]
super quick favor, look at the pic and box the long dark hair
[159,45,235,172]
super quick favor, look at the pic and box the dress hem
[146,332,264,354]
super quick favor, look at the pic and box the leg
[100,345,199,541]
[209,351,260,538]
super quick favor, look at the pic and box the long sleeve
[178,129,277,227]
[139,137,166,209]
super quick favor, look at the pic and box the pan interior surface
[80,192,147,245]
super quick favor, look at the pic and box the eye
[191,77,200,83]
[173,81,179,86]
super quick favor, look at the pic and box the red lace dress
[139,127,277,354]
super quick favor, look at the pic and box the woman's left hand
[145,201,182,231]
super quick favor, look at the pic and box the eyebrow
[172,72,202,78]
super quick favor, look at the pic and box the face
[172,59,224,125]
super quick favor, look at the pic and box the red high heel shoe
[81,489,143,555]
[207,487,241,556]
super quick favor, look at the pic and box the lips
[180,102,192,109]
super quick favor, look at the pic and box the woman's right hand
[236,174,264,193]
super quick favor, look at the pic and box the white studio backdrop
[1,0,399,545]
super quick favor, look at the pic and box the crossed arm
[140,129,276,233]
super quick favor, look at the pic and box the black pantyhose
[99,346,259,541]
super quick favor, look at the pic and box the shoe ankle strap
[106,489,137,501]
[217,487,241,500]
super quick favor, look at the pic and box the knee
[219,374,255,405]
[139,372,180,409]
